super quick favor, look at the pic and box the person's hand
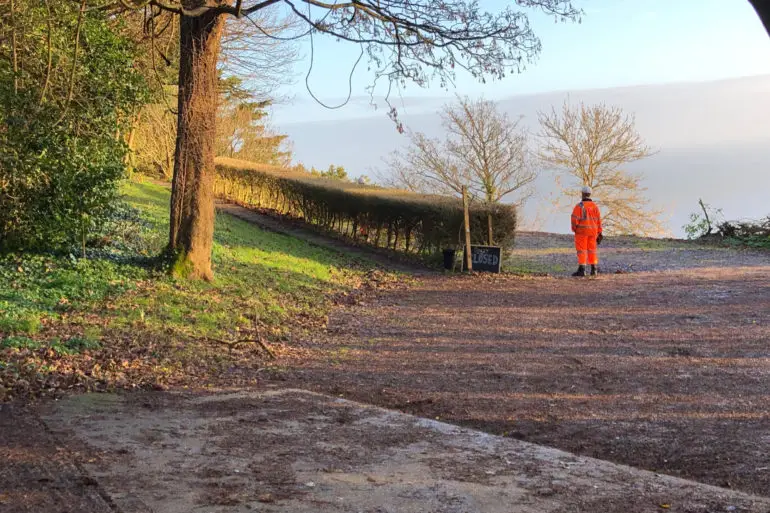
[597,233,604,245]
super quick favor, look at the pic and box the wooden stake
[462,186,472,272]
[487,212,494,246]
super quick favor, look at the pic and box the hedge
[213,157,517,255]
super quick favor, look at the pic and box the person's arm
[596,205,604,243]
[597,206,603,235]
[570,205,579,233]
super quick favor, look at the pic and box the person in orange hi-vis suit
[570,186,603,277]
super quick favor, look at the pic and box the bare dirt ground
[0,403,114,512]
[36,390,770,513]
[3,228,770,512]
[272,235,770,497]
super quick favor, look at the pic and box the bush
[683,199,723,240]
[0,313,41,336]
[0,336,42,350]
[684,200,770,249]
[0,3,146,253]
[718,217,770,249]
[214,158,517,255]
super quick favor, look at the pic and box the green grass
[1,181,368,339]
[503,256,566,275]
[724,235,770,250]
[1,179,381,397]
[628,237,717,251]
[113,181,366,338]
[631,238,680,250]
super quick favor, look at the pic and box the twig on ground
[205,336,276,359]
[251,337,277,360]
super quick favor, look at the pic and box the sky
[269,0,770,123]
[253,0,770,236]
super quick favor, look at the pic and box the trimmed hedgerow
[214,157,517,255]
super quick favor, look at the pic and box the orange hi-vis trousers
[571,200,602,266]
[574,234,598,265]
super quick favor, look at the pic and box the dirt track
[277,245,770,496]
[4,219,769,510]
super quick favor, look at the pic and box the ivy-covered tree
[132,77,291,178]
[119,6,298,176]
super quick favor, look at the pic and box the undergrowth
[1,180,393,401]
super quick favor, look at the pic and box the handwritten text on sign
[463,245,502,273]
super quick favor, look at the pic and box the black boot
[572,265,586,277]
[590,265,599,276]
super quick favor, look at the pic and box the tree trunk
[123,112,141,171]
[168,10,225,281]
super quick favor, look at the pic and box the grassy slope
[120,181,368,337]
[1,180,381,399]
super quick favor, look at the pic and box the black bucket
[442,248,456,270]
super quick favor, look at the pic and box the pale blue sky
[270,0,770,123]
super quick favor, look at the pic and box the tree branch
[10,0,19,94]
[58,0,88,124]
[39,0,54,105]
[749,0,770,37]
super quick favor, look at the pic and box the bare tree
[385,96,536,206]
[219,8,300,102]
[537,101,663,235]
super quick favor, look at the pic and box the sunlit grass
[112,181,370,338]
[2,179,383,397]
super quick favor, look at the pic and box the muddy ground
[275,240,770,497]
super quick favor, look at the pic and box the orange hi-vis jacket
[571,199,602,236]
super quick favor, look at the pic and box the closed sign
[463,245,502,273]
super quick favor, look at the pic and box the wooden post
[462,186,472,272]
[487,212,493,246]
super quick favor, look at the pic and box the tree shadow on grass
[1,190,382,400]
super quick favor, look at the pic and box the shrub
[0,312,41,336]
[214,158,517,255]
[0,3,147,253]
[0,336,42,350]
[718,217,770,249]
[51,337,102,356]
[683,199,723,240]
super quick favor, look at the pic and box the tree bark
[168,9,226,280]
